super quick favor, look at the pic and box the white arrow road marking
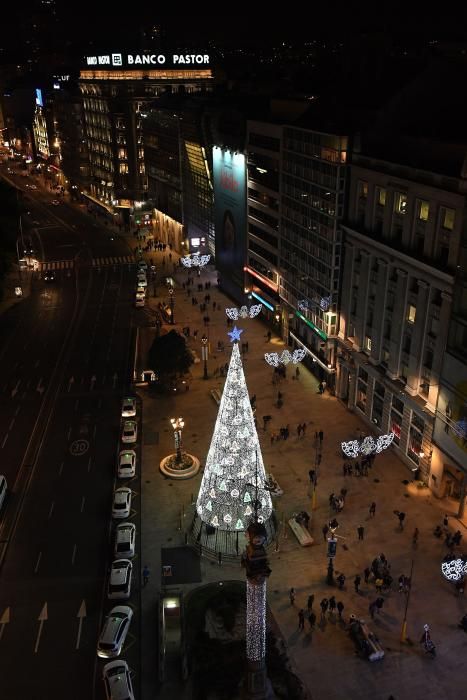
[75,600,86,650]
[80,496,86,513]
[47,501,54,520]
[8,418,14,431]
[0,607,10,642]
[87,457,92,473]
[34,552,42,574]
[58,461,64,476]
[11,380,21,398]
[71,544,77,566]
[68,376,74,393]
[36,378,45,395]
[34,603,48,654]
[1,434,8,449]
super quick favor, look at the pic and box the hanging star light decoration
[195,342,273,532]
[225,304,262,320]
[264,349,306,366]
[181,253,211,268]
[298,295,332,313]
[341,432,395,458]
[228,325,244,343]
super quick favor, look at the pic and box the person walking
[308,610,316,631]
[319,429,324,444]
[328,596,336,616]
[364,567,371,584]
[354,575,361,593]
[375,577,384,593]
[369,502,376,517]
[307,594,314,612]
[298,609,305,630]
[295,366,300,380]
[320,598,329,620]
[396,511,406,529]
[289,587,296,605]
[143,565,150,586]
[412,527,419,547]
[375,597,385,614]
[369,601,377,619]
[337,600,345,620]
[337,573,346,590]
[322,524,329,542]
[357,525,365,540]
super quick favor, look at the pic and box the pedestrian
[328,596,336,616]
[369,601,376,619]
[301,423,307,436]
[375,577,383,593]
[364,567,371,584]
[298,609,305,630]
[398,511,406,529]
[398,575,405,593]
[369,501,376,517]
[320,598,328,619]
[337,573,345,590]
[319,429,324,444]
[354,575,361,593]
[337,600,345,620]
[297,424,302,438]
[412,527,419,546]
[143,565,150,586]
[322,524,329,542]
[375,597,385,613]
[289,587,296,605]
[453,530,462,546]
[443,514,449,528]
[307,594,314,611]
[308,610,316,630]
[295,366,300,380]
[357,525,364,540]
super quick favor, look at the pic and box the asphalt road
[0,167,143,699]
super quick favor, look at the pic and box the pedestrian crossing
[38,255,135,271]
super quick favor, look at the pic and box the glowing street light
[170,416,185,464]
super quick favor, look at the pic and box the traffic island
[160,452,200,479]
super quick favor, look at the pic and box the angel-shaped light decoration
[264,348,306,367]
[341,440,360,458]
[181,253,211,268]
[225,304,262,320]
[441,555,467,582]
[341,432,395,457]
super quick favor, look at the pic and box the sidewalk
[139,252,466,700]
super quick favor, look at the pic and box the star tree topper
[228,325,244,343]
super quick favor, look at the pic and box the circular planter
[160,452,200,479]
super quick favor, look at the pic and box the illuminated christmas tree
[196,329,273,532]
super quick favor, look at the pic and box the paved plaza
[138,254,467,700]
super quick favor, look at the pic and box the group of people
[342,454,375,477]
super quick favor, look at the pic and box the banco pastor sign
[85,53,211,69]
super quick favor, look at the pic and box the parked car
[103,660,135,700]
[137,260,148,271]
[121,397,136,418]
[134,297,145,308]
[44,271,56,282]
[108,559,133,600]
[114,522,136,558]
[112,487,132,519]
[121,421,137,444]
[118,450,136,479]
[97,606,133,658]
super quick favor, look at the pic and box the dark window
[249,241,278,265]
[249,223,278,248]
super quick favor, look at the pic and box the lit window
[365,336,372,351]
[119,163,128,174]
[417,200,429,221]
[118,148,127,159]
[407,304,416,324]
[376,187,386,206]
[358,181,369,199]
[441,207,455,230]
[395,192,407,215]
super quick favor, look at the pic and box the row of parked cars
[100,396,139,700]
[135,259,148,308]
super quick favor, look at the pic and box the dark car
[44,271,56,282]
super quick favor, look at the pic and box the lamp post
[168,286,174,324]
[170,416,184,464]
[201,334,209,380]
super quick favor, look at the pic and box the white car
[51,199,60,206]
[136,275,147,288]
[118,450,136,479]
[135,289,145,301]
[135,297,145,308]
[121,421,137,444]
[103,660,135,700]
[97,606,133,658]
[108,559,133,600]
[112,487,132,519]
[114,522,136,558]
[121,397,136,418]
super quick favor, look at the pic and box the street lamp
[168,286,175,325]
[170,416,184,464]
[201,334,209,380]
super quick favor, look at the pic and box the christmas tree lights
[196,340,273,531]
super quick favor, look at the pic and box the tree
[147,329,193,387]
[196,341,272,532]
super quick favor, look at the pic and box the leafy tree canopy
[147,329,193,383]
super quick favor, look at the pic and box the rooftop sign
[84,53,210,69]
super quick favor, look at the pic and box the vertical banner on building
[433,354,467,468]
[213,146,246,302]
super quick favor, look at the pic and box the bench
[288,518,314,547]
[210,389,221,405]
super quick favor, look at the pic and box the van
[0,476,7,511]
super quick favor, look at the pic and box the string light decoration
[180,253,211,268]
[225,304,262,320]
[195,341,273,532]
[264,349,307,367]
[441,555,467,582]
[298,295,331,312]
[341,432,395,458]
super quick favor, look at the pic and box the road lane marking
[59,461,64,476]
[71,544,77,565]
[34,551,42,574]
[87,456,92,472]
[11,380,21,398]
[1,434,8,448]
[8,418,15,431]
[93,425,97,438]
[15,405,21,416]
[75,600,86,650]
[47,501,54,519]
[67,426,72,440]
[80,496,86,513]
[0,607,10,642]
[34,603,48,654]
